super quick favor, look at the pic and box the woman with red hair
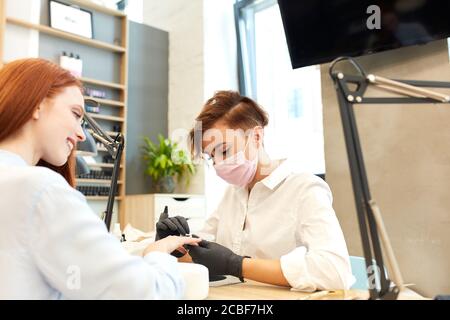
[0,58,200,299]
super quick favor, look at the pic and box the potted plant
[142,134,196,193]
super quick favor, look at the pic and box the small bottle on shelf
[59,51,71,70]
[69,52,76,75]
[75,54,83,78]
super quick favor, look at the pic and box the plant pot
[153,176,175,194]
[116,0,128,11]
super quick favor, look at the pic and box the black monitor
[278,0,450,69]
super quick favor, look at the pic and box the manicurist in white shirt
[156,90,355,292]
[0,58,200,299]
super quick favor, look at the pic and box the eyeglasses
[199,130,255,165]
[201,141,241,165]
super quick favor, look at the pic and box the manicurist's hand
[187,240,246,279]
[155,207,190,241]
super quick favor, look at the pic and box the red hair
[0,58,82,187]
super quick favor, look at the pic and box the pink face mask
[213,134,258,187]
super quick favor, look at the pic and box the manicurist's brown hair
[189,90,268,157]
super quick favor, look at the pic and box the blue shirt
[0,149,184,299]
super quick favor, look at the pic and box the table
[208,280,426,300]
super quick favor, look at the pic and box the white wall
[142,0,205,195]
[142,0,239,214]
[203,0,238,96]
[4,0,40,61]
[124,0,143,23]
[203,0,238,214]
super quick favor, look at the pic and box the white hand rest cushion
[178,262,209,300]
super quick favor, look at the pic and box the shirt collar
[260,159,293,190]
[0,149,29,167]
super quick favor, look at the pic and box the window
[235,0,325,174]
[448,38,450,62]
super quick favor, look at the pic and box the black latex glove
[155,206,190,258]
[187,240,246,280]
[155,208,190,240]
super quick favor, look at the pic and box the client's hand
[143,236,201,257]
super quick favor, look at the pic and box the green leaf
[141,134,197,189]
[160,154,168,169]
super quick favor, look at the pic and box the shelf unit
[86,112,125,122]
[6,16,126,52]
[76,179,124,185]
[0,0,128,214]
[80,77,125,90]
[87,196,123,201]
[87,163,123,169]
[83,96,125,107]
[76,147,108,155]
[87,129,123,137]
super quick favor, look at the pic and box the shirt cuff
[280,246,317,292]
[143,251,185,299]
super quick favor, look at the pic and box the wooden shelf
[87,129,123,137]
[6,17,126,53]
[87,163,123,169]
[76,150,95,156]
[69,0,127,17]
[76,147,108,156]
[83,96,125,107]
[86,196,123,201]
[80,77,125,90]
[76,179,123,185]
[86,112,124,122]
[106,131,122,137]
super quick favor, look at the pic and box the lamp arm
[367,74,450,102]
[82,111,125,232]
[369,200,405,292]
[329,56,450,300]
[83,112,115,143]
[83,112,121,158]
[103,139,124,232]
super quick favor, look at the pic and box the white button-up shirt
[200,160,355,291]
[0,150,184,299]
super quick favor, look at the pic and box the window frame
[234,0,277,98]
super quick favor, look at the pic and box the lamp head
[75,156,91,176]
[77,126,97,156]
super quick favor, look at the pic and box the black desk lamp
[77,99,125,231]
[75,155,91,176]
[329,57,450,300]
